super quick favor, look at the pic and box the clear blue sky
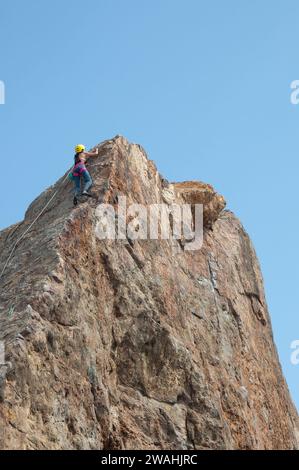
[1,0,299,411]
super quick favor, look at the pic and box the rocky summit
[0,136,298,450]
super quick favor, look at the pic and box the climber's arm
[84,148,99,159]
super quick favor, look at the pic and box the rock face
[0,135,298,450]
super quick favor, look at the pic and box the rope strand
[0,169,71,281]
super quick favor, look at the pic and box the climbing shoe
[73,196,78,206]
[82,191,93,197]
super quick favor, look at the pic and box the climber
[72,144,99,206]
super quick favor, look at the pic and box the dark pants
[74,170,92,196]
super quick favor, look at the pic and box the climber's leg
[82,170,93,195]
[73,175,81,196]
[73,175,81,205]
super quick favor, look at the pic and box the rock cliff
[0,136,298,449]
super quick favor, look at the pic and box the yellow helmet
[75,144,85,153]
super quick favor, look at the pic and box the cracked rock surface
[0,136,298,449]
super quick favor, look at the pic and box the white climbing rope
[0,169,72,281]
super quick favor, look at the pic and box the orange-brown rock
[0,136,298,449]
